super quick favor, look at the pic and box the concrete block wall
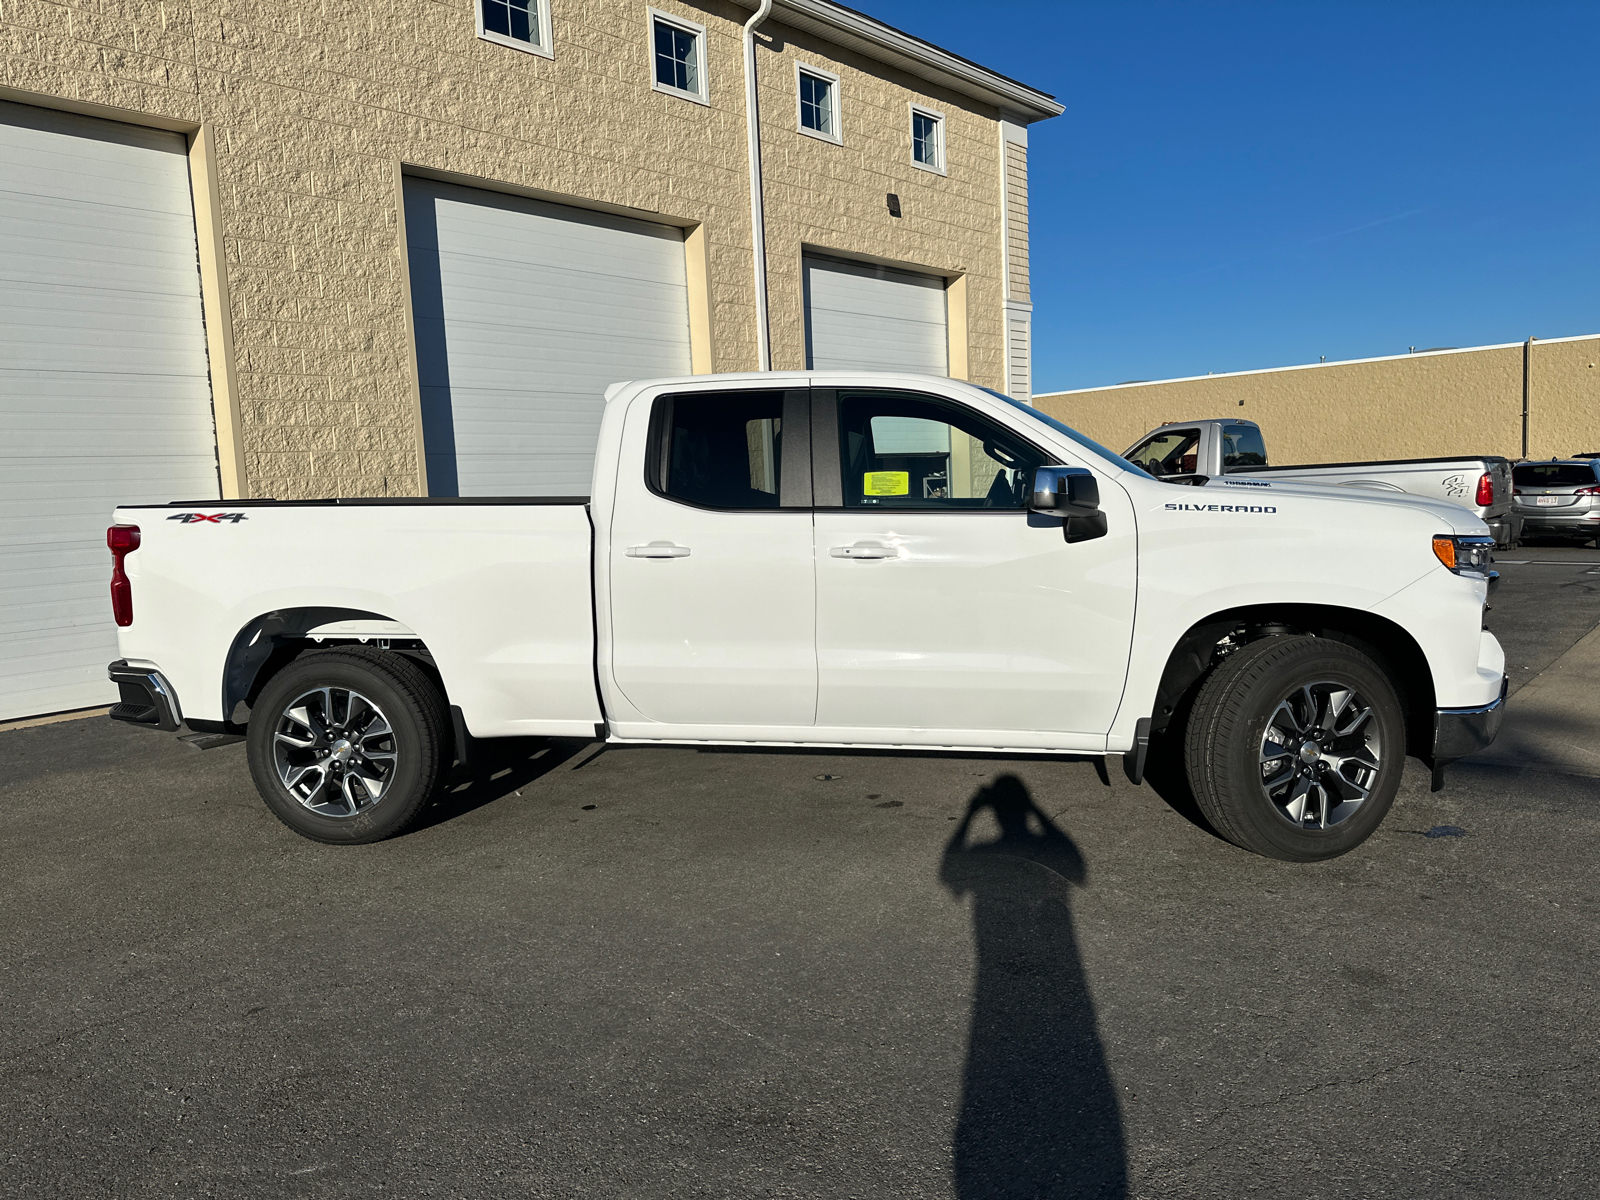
[1,0,1018,499]
[1037,334,1600,464]
[754,14,1006,381]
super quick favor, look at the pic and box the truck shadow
[408,737,591,833]
[941,774,1128,1198]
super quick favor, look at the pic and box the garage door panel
[407,177,692,497]
[418,270,693,333]
[412,320,690,390]
[0,101,218,719]
[804,255,949,376]
[0,302,209,375]
[0,114,195,213]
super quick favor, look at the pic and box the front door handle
[830,542,898,560]
[626,542,691,559]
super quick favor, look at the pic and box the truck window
[653,392,785,509]
[835,390,1045,508]
[1222,425,1267,468]
[1126,428,1201,477]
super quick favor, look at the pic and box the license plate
[1537,495,1560,506]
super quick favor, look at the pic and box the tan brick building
[1036,334,1600,466]
[0,0,1059,717]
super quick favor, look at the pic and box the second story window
[911,106,945,173]
[796,65,841,143]
[478,0,551,58]
[651,10,707,104]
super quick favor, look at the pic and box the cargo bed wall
[111,503,601,736]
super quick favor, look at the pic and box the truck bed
[110,498,602,737]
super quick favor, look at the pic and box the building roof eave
[759,0,1064,123]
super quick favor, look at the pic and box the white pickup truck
[105,373,1507,862]
[1124,419,1521,547]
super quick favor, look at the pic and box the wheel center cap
[330,738,353,762]
[1299,739,1321,764]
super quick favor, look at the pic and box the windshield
[981,389,1152,477]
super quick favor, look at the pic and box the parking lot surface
[3,548,1597,1199]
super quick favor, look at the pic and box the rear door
[809,387,1136,745]
[606,387,818,729]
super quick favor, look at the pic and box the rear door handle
[626,542,691,558]
[830,542,898,559]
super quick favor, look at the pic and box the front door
[811,388,1136,742]
[607,387,817,728]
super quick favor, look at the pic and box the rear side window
[1513,463,1599,487]
[1126,428,1201,477]
[652,392,784,509]
[1222,425,1267,468]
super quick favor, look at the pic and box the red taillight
[1576,485,1600,496]
[108,524,140,627]
[1475,473,1494,506]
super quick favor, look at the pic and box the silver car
[1512,459,1600,545]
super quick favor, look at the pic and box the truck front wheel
[1183,636,1405,862]
[245,647,448,845]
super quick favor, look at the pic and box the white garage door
[803,255,948,375]
[405,179,693,496]
[0,101,218,721]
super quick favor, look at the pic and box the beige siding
[1036,335,1600,464]
[1005,307,1030,398]
[1004,140,1028,302]
[1,0,1023,498]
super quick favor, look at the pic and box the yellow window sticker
[863,471,910,496]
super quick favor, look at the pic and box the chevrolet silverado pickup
[1124,418,1521,546]
[105,373,1507,862]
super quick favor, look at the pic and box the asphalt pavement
[2,547,1597,1199]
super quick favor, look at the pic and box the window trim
[909,103,946,176]
[794,62,843,146]
[648,8,709,106]
[476,0,554,60]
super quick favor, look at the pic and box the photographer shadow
[940,775,1127,1199]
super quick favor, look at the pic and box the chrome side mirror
[1030,466,1108,544]
[1031,466,1100,514]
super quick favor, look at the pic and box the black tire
[1183,636,1405,862]
[245,647,448,845]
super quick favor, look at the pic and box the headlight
[1433,534,1495,577]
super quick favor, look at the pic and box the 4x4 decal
[167,512,249,524]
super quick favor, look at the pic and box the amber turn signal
[1432,535,1457,570]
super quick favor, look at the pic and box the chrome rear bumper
[107,660,182,733]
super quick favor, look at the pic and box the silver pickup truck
[1125,419,1520,547]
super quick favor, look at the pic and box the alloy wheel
[271,687,398,817]
[1258,681,1382,830]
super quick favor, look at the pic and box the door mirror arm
[1029,466,1108,543]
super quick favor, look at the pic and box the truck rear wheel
[245,647,448,845]
[1183,636,1405,862]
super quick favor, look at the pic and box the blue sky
[864,1,1600,392]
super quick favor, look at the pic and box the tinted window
[1513,463,1598,487]
[1516,467,1593,489]
[1222,425,1268,468]
[656,393,783,509]
[837,390,1045,508]
[1126,428,1201,477]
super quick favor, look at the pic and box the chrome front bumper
[1432,675,1508,766]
